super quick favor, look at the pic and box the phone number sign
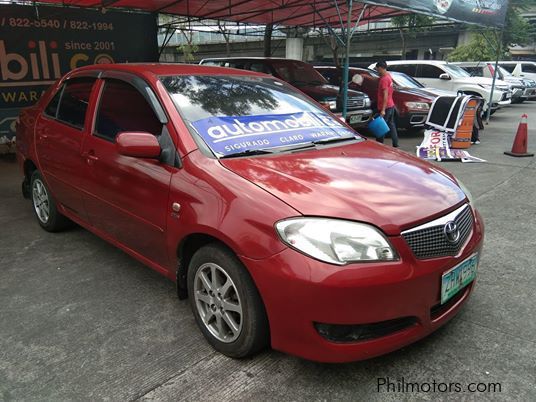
[0,4,158,145]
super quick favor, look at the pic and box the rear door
[35,74,98,221]
[80,74,176,268]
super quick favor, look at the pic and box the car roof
[70,62,267,79]
[200,57,302,62]
[385,60,448,65]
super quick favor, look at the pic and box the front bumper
[397,112,428,129]
[242,208,484,363]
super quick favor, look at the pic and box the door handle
[38,134,48,140]
[82,151,99,164]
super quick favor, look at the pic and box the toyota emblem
[443,221,460,243]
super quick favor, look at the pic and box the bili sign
[191,112,356,156]
[0,4,158,146]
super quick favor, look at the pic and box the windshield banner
[372,0,508,27]
[191,112,355,156]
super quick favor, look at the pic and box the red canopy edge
[30,0,408,28]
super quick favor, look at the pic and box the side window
[249,63,270,74]
[95,79,163,142]
[44,86,64,118]
[417,65,444,79]
[464,67,483,77]
[389,64,416,77]
[500,64,515,73]
[522,63,536,73]
[55,77,96,129]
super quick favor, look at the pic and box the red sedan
[315,66,437,131]
[16,63,484,363]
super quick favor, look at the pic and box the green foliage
[177,43,199,62]
[447,35,498,61]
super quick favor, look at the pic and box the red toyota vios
[16,64,484,363]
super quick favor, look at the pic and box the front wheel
[187,244,269,358]
[30,170,71,232]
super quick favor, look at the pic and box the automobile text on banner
[368,0,508,28]
[0,4,158,148]
[191,112,356,157]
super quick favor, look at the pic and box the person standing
[375,60,399,148]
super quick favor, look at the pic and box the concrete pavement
[0,103,535,401]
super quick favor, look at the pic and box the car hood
[454,76,509,87]
[220,141,466,235]
[395,87,437,101]
[296,84,365,100]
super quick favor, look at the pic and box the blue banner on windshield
[191,112,355,157]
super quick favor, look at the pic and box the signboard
[0,4,158,146]
[191,112,356,157]
[370,0,509,28]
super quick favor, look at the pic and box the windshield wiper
[220,149,275,159]
[312,136,359,145]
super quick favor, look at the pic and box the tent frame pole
[339,1,366,119]
[485,28,504,125]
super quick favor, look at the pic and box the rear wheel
[187,243,269,358]
[30,170,71,232]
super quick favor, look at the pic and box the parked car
[16,63,484,363]
[453,61,536,103]
[199,57,373,128]
[499,60,536,81]
[315,66,436,131]
[371,60,511,113]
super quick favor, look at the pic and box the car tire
[30,170,71,232]
[187,243,269,358]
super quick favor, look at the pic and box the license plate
[348,114,361,125]
[441,253,478,304]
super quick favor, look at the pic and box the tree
[447,34,499,61]
[391,14,435,59]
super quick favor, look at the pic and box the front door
[35,76,97,221]
[80,77,175,268]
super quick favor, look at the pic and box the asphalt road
[1,103,535,401]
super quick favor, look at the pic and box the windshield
[443,64,471,78]
[498,66,512,78]
[271,61,328,86]
[391,72,425,89]
[161,75,359,158]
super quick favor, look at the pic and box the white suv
[369,60,512,112]
[498,61,536,81]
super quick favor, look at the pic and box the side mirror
[439,73,451,80]
[116,132,161,159]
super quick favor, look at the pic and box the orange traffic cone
[505,114,534,157]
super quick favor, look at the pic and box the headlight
[405,102,430,111]
[364,97,372,108]
[275,218,398,265]
[319,100,337,111]
[456,179,474,206]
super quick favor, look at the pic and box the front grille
[314,316,418,343]
[402,205,473,260]
[347,97,365,110]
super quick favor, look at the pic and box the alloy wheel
[193,262,243,343]
[32,179,50,224]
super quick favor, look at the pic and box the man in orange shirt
[375,60,399,148]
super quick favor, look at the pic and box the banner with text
[0,4,158,146]
[371,0,508,28]
[191,112,356,156]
